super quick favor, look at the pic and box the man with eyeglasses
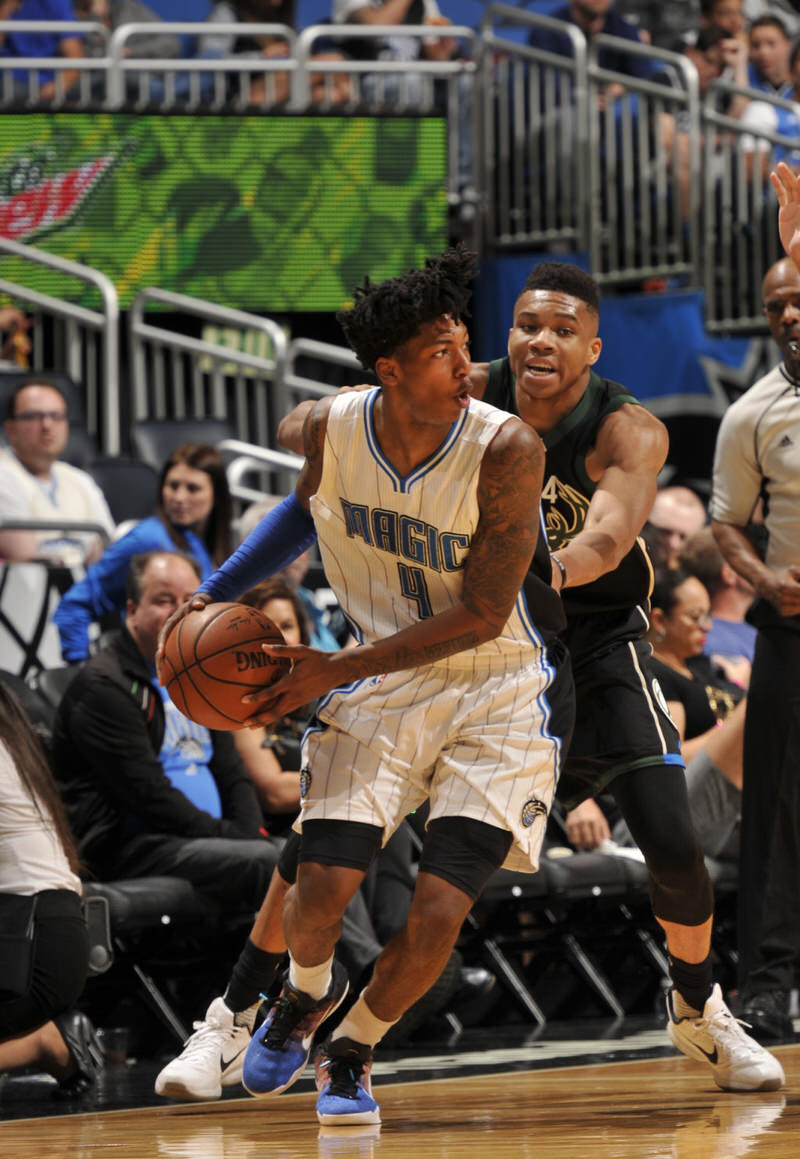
[710,163,800,1045]
[0,376,114,567]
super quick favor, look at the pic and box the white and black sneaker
[155,996,257,1101]
[667,984,786,1092]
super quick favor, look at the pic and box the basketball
[161,602,291,730]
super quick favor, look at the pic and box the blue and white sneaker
[242,962,349,1096]
[315,1036,380,1125]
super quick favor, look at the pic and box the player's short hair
[521,262,600,314]
[337,246,478,372]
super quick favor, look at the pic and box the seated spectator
[54,442,232,662]
[52,550,281,910]
[615,567,744,862]
[235,577,308,822]
[0,305,31,370]
[73,0,182,60]
[199,0,349,106]
[642,484,707,569]
[680,525,756,686]
[739,40,800,172]
[747,14,792,98]
[0,376,114,568]
[527,0,656,92]
[332,0,461,106]
[0,0,85,103]
[0,680,102,1096]
[695,0,750,117]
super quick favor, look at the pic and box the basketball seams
[163,602,289,729]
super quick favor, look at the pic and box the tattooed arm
[246,415,545,723]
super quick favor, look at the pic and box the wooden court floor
[1,1044,798,1159]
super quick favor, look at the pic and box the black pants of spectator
[738,611,800,995]
[112,834,282,914]
[0,890,88,1041]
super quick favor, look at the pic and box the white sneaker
[155,996,257,1101]
[667,984,786,1092]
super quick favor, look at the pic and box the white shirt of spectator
[0,446,115,568]
[333,0,442,62]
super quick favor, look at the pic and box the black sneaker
[740,990,795,1043]
[52,1010,104,1098]
[315,1036,380,1125]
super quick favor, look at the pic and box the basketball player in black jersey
[276,260,783,1093]
[465,262,782,1091]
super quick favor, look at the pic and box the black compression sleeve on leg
[419,816,512,900]
[669,953,714,1014]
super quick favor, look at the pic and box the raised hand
[771,162,800,268]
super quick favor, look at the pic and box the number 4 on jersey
[398,563,433,618]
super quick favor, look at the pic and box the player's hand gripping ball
[161,602,290,730]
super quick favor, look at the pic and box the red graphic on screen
[0,157,113,241]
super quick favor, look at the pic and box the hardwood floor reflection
[1,1044,797,1158]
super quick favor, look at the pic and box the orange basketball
[161,602,290,730]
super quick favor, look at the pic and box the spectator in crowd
[747,14,792,97]
[0,680,103,1097]
[199,0,349,106]
[680,525,756,686]
[234,577,309,823]
[52,551,281,909]
[54,442,232,663]
[72,0,182,61]
[0,376,115,568]
[696,0,750,116]
[709,163,800,1042]
[0,305,31,369]
[527,0,655,88]
[614,567,745,864]
[0,0,85,102]
[739,40,800,172]
[642,484,708,569]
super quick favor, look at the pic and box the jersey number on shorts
[398,563,433,618]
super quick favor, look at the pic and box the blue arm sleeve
[197,492,317,603]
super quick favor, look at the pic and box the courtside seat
[82,876,225,1044]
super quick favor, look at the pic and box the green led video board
[0,113,448,311]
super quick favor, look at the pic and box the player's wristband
[550,552,567,588]
[198,492,317,602]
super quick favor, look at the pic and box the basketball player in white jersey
[157,247,573,1125]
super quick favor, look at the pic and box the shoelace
[181,1017,236,1059]
[264,992,308,1049]
[321,1054,367,1100]
[705,1010,764,1058]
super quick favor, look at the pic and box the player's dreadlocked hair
[522,262,600,315]
[337,245,478,373]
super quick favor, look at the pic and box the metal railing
[701,80,788,334]
[480,4,588,252]
[0,236,120,454]
[128,287,293,485]
[218,437,303,509]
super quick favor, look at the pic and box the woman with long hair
[54,443,233,663]
[0,681,102,1094]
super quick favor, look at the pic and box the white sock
[288,954,334,1001]
[331,991,398,1049]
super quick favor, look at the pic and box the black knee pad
[298,818,383,874]
[649,848,714,926]
[419,816,512,901]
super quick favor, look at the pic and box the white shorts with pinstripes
[298,659,562,874]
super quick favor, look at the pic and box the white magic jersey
[309,389,545,670]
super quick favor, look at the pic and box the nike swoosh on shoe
[219,1045,248,1075]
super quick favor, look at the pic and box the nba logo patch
[521,798,548,828]
[370,673,387,688]
[300,767,312,798]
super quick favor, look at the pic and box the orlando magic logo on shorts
[299,767,312,798]
[521,797,548,827]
